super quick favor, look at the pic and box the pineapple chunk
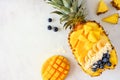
[102,13,119,24]
[97,0,109,15]
[111,0,120,10]
[84,25,92,35]
[78,34,88,42]
[88,31,98,43]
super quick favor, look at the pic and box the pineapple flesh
[46,0,118,77]
[111,0,120,10]
[97,0,109,15]
[41,55,70,80]
[102,13,119,24]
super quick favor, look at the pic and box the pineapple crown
[46,0,88,29]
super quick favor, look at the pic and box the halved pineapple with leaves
[46,0,118,77]
[111,0,120,10]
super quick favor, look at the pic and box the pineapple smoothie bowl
[41,0,119,79]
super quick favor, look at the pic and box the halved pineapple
[111,0,120,10]
[47,0,118,77]
[69,21,118,76]
[102,13,119,24]
[41,55,70,80]
[97,0,109,15]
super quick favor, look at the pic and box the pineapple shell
[41,55,70,80]
[68,21,118,77]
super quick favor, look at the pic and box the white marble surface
[0,0,120,80]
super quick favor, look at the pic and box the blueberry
[53,27,58,32]
[47,25,52,30]
[106,61,112,67]
[97,60,102,65]
[48,18,52,22]
[92,68,97,72]
[103,53,107,58]
[106,54,110,59]
[102,57,109,63]
[103,53,110,59]
[99,64,104,69]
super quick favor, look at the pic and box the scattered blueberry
[102,57,109,63]
[48,18,52,22]
[106,61,112,67]
[47,25,52,30]
[53,27,58,32]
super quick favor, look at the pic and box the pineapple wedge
[111,0,120,10]
[97,0,109,15]
[102,13,119,24]
[41,55,70,80]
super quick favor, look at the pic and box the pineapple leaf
[70,0,78,12]
[63,20,74,29]
[54,0,63,6]
[62,0,72,8]
[48,1,70,14]
[60,15,69,23]
[51,11,64,16]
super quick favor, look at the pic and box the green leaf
[63,20,73,29]
[60,15,69,23]
[70,0,78,13]
[62,0,72,8]
[51,11,64,16]
[52,0,64,6]
[48,1,70,14]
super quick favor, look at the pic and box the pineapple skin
[68,21,118,77]
[111,0,120,10]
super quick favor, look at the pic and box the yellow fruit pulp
[97,0,109,15]
[111,0,120,10]
[102,13,119,24]
[41,55,70,80]
[69,21,118,76]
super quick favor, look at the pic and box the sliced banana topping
[84,42,112,70]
